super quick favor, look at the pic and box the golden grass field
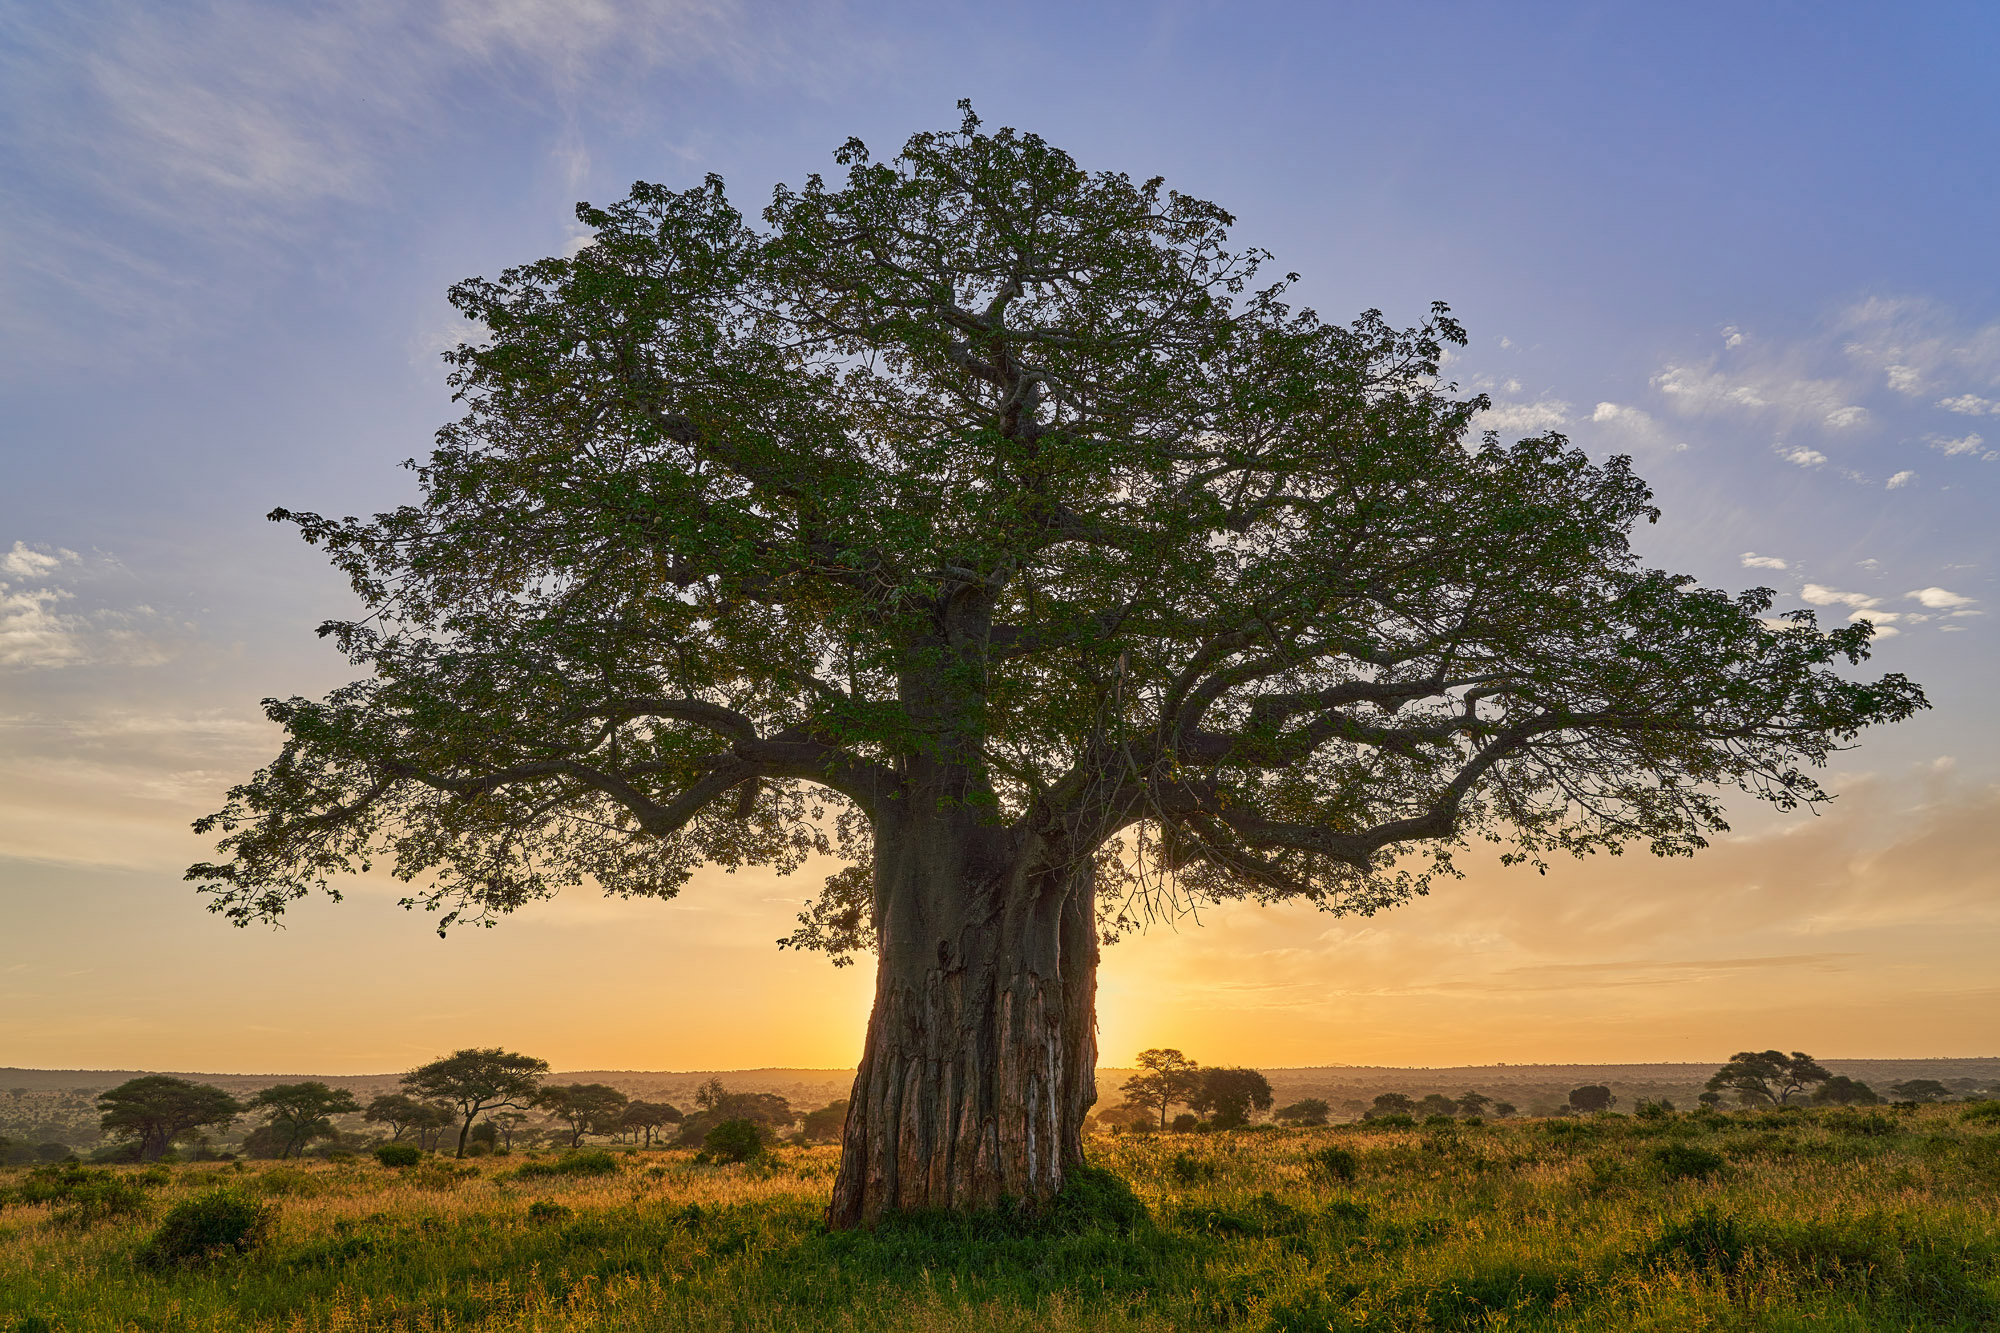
[4,1103,1999,1331]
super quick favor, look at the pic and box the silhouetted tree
[676,1084,794,1145]
[1456,1091,1492,1117]
[1273,1098,1330,1126]
[1121,1050,1203,1131]
[1810,1076,1880,1106]
[1567,1085,1616,1113]
[1889,1079,1951,1103]
[1366,1093,1416,1120]
[247,1082,360,1159]
[188,108,1927,1223]
[1190,1067,1274,1129]
[1417,1093,1461,1118]
[1705,1051,1831,1106]
[800,1099,850,1143]
[364,1093,435,1141]
[1491,1101,1518,1118]
[401,1048,548,1157]
[97,1077,240,1161]
[621,1101,683,1146]
[533,1083,630,1148]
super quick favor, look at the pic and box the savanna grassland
[5,1105,2000,1333]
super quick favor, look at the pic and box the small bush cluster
[137,1190,276,1268]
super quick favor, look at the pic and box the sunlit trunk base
[827,822,1097,1228]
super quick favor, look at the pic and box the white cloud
[1886,364,1925,395]
[1652,361,1862,430]
[1938,394,1999,415]
[1907,587,1976,610]
[0,542,77,579]
[1779,445,1827,467]
[1473,399,1571,435]
[1722,325,1744,349]
[1886,470,1917,489]
[1847,609,1899,624]
[1740,552,1789,571]
[1931,432,1996,460]
[1801,584,1879,610]
[0,542,177,669]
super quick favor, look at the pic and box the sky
[3,1,1998,1075]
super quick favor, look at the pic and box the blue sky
[3,1,1998,1073]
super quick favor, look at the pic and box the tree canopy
[182,105,1927,1222]
[400,1048,548,1157]
[188,104,1920,945]
[247,1081,360,1159]
[97,1077,240,1161]
[1706,1051,1833,1106]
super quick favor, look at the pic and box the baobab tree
[188,107,1924,1226]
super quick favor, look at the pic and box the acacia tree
[534,1082,630,1147]
[1705,1051,1832,1106]
[248,1081,361,1158]
[401,1048,548,1157]
[98,1076,240,1161]
[186,109,1924,1225]
[1120,1049,1203,1131]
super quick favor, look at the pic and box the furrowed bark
[827,806,1098,1228]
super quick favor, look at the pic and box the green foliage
[513,1149,620,1179]
[96,1076,240,1161]
[1167,1152,1216,1185]
[247,1081,361,1159]
[1650,1142,1725,1180]
[525,1200,571,1224]
[1963,1100,2000,1124]
[374,1142,422,1167]
[702,1119,766,1164]
[1,1161,152,1226]
[137,1189,276,1268]
[1305,1145,1358,1182]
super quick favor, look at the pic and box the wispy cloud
[0,0,870,363]
[0,542,180,669]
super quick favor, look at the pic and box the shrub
[1962,1100,2000,1124]
[138,1190,276,1268]
[703,1119,766,1164]
[1635,1099,1675,1120]
[525,1200,571,1224]
[1168,1152,1217,1184]
[1306,1146,1358,1182]
[1652,1142,1725,1181]
[1369,1113,1415,1129]
[1648,1205,1748,1276]
[374,1143,422,1168]
[514,1149,620,1179]
[1169,1113,1200,1134]
[5,1163,152,1227]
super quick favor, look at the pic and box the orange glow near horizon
[3,756,1997,1076]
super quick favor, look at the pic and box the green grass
[3,1105,1998,1330]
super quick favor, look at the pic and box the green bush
[1652,1142,1725,1180]
[525,1200,571,1224]
[704,1119,766,1164]
[1368,1113,1416,1129]
[514,1149,621,1179]
[373,1142,422,1168]
[1306,1146,1358,1182]
[1961,1100,2000,1124]
[138,1190,276,1268]
[4,1162,152,1227]
[1168,1152,1217,1184]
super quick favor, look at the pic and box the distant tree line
[71,1048,852,1163]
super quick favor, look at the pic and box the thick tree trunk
[827,810,1099,1227]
